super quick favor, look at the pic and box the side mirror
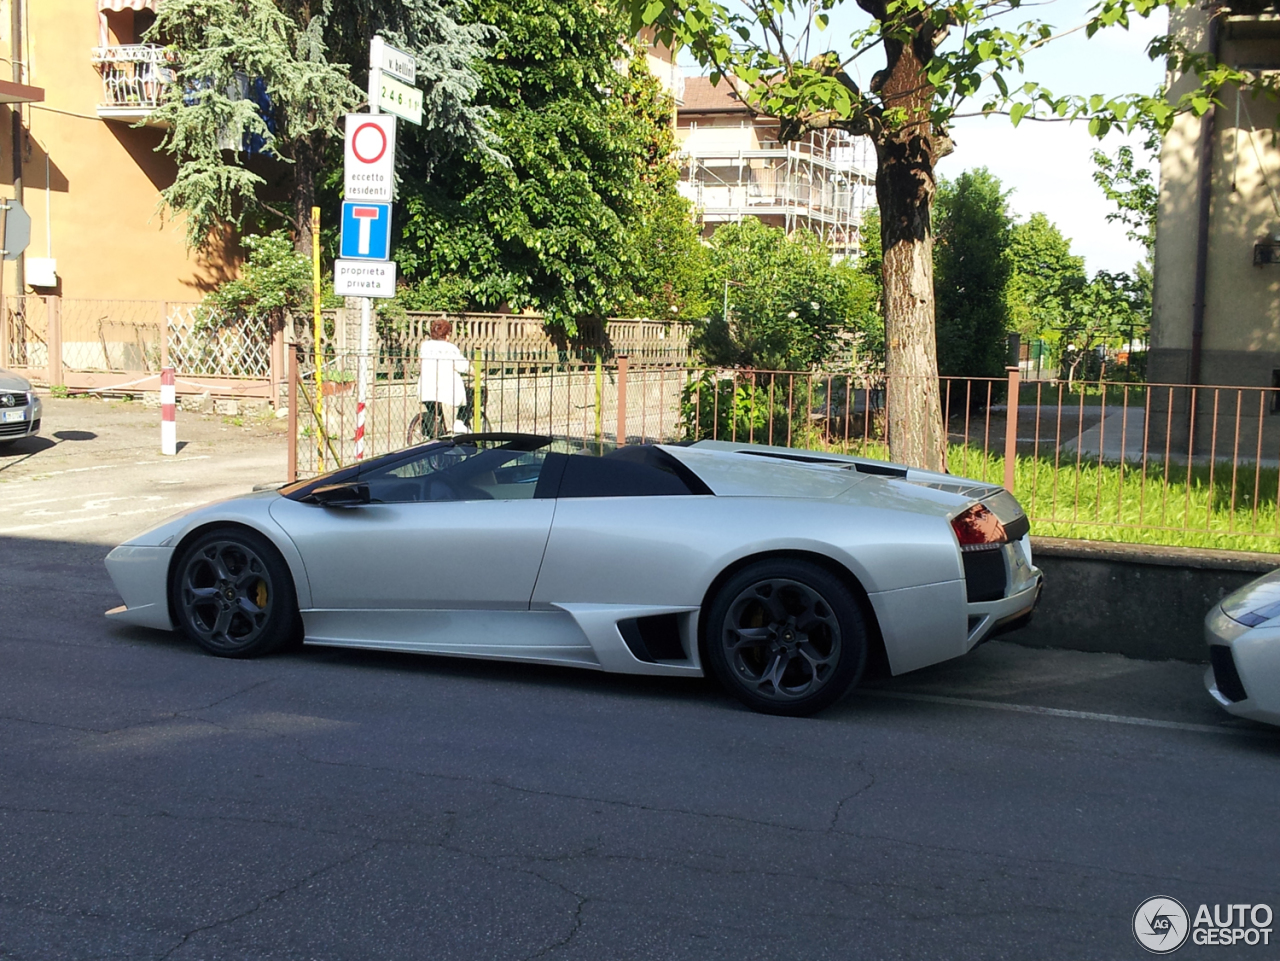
[306,481,371,507]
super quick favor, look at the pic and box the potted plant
[321,370,355,396]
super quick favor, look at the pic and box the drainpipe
[1189,12,1221,387]
[10,0,24,298]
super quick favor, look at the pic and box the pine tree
[148,0,496,257]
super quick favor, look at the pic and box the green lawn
[826,438,1280,554]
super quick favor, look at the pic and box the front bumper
[104,544,175,631]
[1203,603,1280,726]
[0,395,40,440]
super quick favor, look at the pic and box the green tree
[148,0,495,256]
[1005,213,1086,343]
[1092,131,1159,257]
[933,169,1012,379]
[396,0,701,330]
[857,207,882,283]
[1056,268,1149,383]
[1091,127,1156,368]
[628,188,713,322]
[630,0,1271,469]
[698,219,879,371]
[201,230,311,327]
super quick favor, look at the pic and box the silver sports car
[1204,570,1280,726]
[105,434,1042,716]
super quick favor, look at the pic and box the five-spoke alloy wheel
[705,559,867,716]
[170,529,300,658]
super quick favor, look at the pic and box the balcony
[91,44,173,123]
[677,181,860,225]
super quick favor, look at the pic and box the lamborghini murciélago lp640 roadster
[104,434,1042,716]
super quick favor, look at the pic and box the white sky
[680,0,1167,275]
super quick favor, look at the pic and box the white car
[1205,570,1280,726]
[105,434,1042,716]
[0,368,41,446]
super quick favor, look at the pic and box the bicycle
[405,382,491,447]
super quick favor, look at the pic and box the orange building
[2,0,227,303]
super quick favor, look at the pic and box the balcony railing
[676,181,860,221]
[90,44,174,121]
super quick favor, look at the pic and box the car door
[269,443,558,643]
[531,446,719,610]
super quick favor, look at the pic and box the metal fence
[288,355,1280,552]
[361,311,690,366]
[2,297,278,396]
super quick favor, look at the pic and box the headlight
[1230,599,1280,627]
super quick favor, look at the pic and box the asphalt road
[3,400,1280,960]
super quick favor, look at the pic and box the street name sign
[377,73,423,125]
[334,259,396,298]
[340,201,392,260]
[372,36,416,84]
[343,113,396,203]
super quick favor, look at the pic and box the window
[555,446,712,498]
[360,441,553,503]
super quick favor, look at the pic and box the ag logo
[1134,896,1190,954]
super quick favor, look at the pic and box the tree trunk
[873,34,948,472]
[291,132,320,260]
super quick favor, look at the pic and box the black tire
[406,412,424,447]
[703,559,867,717]
[169,528,301,658]
[406,404,449,447]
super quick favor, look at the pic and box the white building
[675,77,876,258]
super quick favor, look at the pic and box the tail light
[951,504,1007,552]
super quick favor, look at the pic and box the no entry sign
[343,113,396,203]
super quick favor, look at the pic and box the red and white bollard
[160,367,177,456]
[354,393,366,460]
[354,297,370,460]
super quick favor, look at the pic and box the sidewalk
[0,396,289,545]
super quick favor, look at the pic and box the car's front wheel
[170,528,300,658]
[704,559,867,716]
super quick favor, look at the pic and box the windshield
[279,434,560,500]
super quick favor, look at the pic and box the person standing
[418,318,470,436]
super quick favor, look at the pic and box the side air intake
[617,614,687,662]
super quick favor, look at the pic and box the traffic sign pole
[341,37,419,460]
[311,206,326,470]
[354,44,382,462]
[0,202,8,366]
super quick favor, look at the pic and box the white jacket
[418,339,470,406]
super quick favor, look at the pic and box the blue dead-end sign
[340,201,392,261]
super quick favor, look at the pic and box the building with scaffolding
[675,77,876,259]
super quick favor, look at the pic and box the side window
[557,447,709,498]
[362,445,551,503]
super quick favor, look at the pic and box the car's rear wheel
[704,559,867,716]
[170,528,300,658]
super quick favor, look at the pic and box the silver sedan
[0,368,42,447]
[105,434,1042,716]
